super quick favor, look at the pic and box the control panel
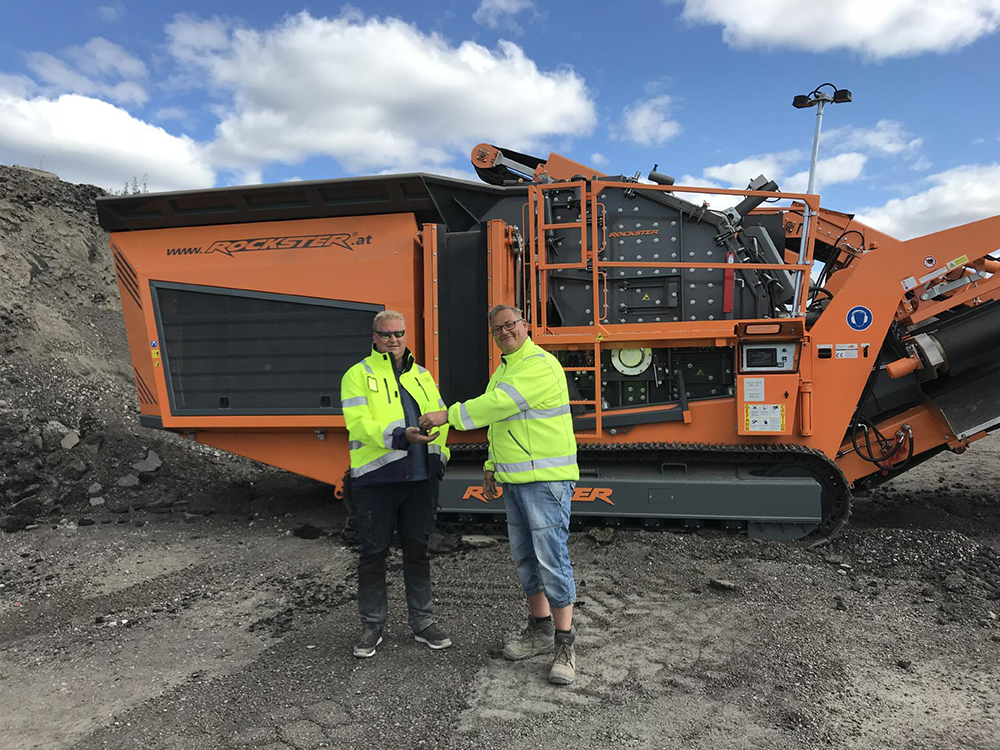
[740,342,797,372]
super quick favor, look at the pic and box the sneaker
[414,623,453,650]
[548,632,576,685]
[502,617,555,661]
[353,626,383,658]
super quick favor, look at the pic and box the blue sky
[2,0,999,238]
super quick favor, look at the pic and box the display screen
[746,347,778,368]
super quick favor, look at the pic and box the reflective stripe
[493,453,577,474]
[382,418,405,449]
[342,396,369,408]
[363,362,374,374]
[427,443,448,465]
[416,364,428,374]
[502,404,571,422]
[351,450,407,478]
[348,440,363,451]
[497,382,529,411]
[459,403,476,430]
[526,353,546,360]
[437,398,446,408]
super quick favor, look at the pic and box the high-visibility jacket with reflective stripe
[341,347,449,487]
[447,337,578,485]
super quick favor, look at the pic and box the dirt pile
[0,164,263,532]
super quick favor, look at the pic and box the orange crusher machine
[96,144,1000,541]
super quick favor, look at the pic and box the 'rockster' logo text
[202,233,364,258]
[608,229,659,238]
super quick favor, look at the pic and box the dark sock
[533,615,553,626]
[555,628,572,635]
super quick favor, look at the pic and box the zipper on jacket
[382,378,392,404]
[508,430,529,456]
[415,378,430,401]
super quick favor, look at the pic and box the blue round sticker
[846,306,873,331]
[150,340,159,348]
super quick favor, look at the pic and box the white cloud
[589,152,609,167]
[66,37,146,80]
[615,95,680,146]
[702,150,801,186]
[823,120,922,156]
[855,164,1000,239]
[911,157,933,171]
[0,74,37,99]
[96,2,126,23]
[166,10,596,175]
[0,92,214,191]
[25,38,148,105]
[473,0,538,32]
[678,0,1000,59]
[783,152,868,193]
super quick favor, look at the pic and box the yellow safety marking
[947,254,970,270]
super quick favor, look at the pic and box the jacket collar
[500,336,537,366]
[369,344,414,373]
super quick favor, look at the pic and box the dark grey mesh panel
[152,283,381,415]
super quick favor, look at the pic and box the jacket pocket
[507,430,529,456]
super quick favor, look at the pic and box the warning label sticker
[901,276,918,291]
[947,254,970,270]
[835,343,859,359]
[919,267,948,285]
[744,404,785,432]
[743,377,765,402]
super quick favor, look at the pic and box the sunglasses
[490,319,523,336]
[376,330,406,339]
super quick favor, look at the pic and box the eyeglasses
[376,330,406,339]
[490,319,523,336]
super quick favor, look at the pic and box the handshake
[418,410,448,432]
[404,410,448,445]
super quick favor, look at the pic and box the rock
[12,483,42,501]
[60,430,80,450]
[117,473,140,488]
[896,659,913,670]
[0,515,34,533]
[183,513,199,523]
[62,458,88,479]
[78,518,96,527]
[709,578,738,592]
[87,483,102,496]
[131,450,162,473]
[587,527,615,545]
[943,572,968,593]
[292,523,327,540]
[461,534,500,548]
[834,596,848,611]
[138,471,157,484]
[41,420,71,451]
[89,496,105,507]
[428,532,462,554]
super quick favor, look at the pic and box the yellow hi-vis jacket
[341,347,449,487]
[447,337,578,485]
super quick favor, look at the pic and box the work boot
[414,622,453,650]
[502,617,555,661]
[353,625,383,658]
[548,631,576,685]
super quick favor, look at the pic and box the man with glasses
[340,310,452,658]
[420,304,579,685]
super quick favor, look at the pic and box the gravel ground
[2,445,999,750]
[2,164,999,749]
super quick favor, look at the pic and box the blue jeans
[502,480,576,609]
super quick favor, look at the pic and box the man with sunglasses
[420,305,579,685]
[340,310,451,658]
